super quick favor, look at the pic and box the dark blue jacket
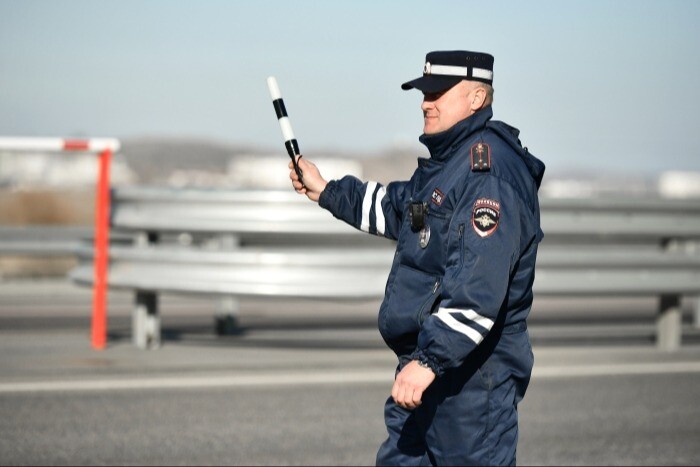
[319,106,545,376]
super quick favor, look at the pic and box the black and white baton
[267,76,304,186]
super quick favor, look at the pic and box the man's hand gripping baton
[267,76,304,186]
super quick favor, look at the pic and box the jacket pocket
[379,264,441,344]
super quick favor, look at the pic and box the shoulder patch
[470,142,491,172]
[472,198,500,237]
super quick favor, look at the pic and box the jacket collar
[419,106,493,161]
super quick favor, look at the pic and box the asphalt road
[1,280,700,465]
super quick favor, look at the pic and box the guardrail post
[133,291,160,349]
[657,294,681,352]
[216,296,241,335]
[215,233,241,335]
[132,231,161,349]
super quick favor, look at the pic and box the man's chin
[423,119,441,135]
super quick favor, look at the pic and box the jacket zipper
[418,279,442,325]
[458,223,465,268]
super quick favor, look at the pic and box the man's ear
[470,86,487,111]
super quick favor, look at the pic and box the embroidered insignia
[431,188,445,206]
[470,142,491,172]
[472,198,500,237]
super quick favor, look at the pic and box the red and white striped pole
[0,137,120,350]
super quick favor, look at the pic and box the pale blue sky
[1,0,699,174]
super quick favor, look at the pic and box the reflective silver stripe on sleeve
[374,186,386,236]
[361,181,377,233]
[441,307,495,331]
[434,307,494,344]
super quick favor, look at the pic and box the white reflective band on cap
[361,181,378,233]
[424,63,493,81]
[435,307,494,345]
[425,63,468,77]
[471,68,494,80]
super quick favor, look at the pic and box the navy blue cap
[401,50,494,93]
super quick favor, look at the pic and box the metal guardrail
[111,186,700,241]
[0,226,92,256]
[0,226,131,256]
[540,197,700,240]
[68,244,700,298]
[70,244,394,300]
[4,187,698,350]
[59,187,700,351]
[535,249,700,294]
[111,187,363,238]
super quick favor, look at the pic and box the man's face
[421,81,477,135]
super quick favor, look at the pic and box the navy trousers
[376,323,533,466]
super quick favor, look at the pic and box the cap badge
[423,62,432,75]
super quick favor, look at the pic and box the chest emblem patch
[472,198,500,237]
[431,188,445,206]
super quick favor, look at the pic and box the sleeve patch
[472,198,500,237]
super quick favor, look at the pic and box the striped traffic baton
[267,76,304,186]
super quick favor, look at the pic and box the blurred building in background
[1,136,698,229]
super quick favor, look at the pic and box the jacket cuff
[318,180,337,211]
[410,348,444,377]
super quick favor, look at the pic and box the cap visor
[401,75,462,93]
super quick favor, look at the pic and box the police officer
[289,50,545,466]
